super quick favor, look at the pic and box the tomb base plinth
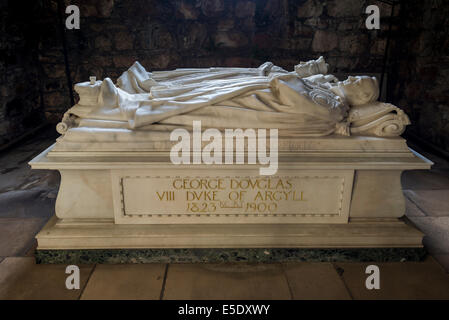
[30,136,432,257]
[37,215,423,250]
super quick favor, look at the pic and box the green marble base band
[35,248,427,264]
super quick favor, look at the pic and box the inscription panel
[112,170,354,224]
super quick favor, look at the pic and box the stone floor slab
[80,264,166,300]
[433,254,449,273]
[402,170,449,190]
[409,216,449,254]
[0,128,59,196]
[0,188,56,219]
[0,257,93,300]
[0,218,47,256]
[282,263,351,300]
[404,190,449,217]
[405,197,426,217]
[25,240,37,257]
[335,259,449,300]
[163,263,291,300]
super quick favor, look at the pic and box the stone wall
[1,0,448,153]
[0,0,46,147]
[389,0,449,153]
[37,0,393,122]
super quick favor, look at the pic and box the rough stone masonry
[1,0,448,153]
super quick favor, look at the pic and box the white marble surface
[56,57,411,145]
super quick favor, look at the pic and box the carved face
[337,76,379,106]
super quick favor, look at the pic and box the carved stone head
[332,76,380,106]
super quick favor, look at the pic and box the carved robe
[67,62,349,137]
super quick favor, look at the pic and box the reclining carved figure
[57,57,410,138]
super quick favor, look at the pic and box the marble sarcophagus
[30,57,431,250]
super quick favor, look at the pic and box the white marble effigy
[30,57,431,250]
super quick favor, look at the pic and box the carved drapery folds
[326,75,410,137]
[349,103,411,137]
[56,113,79,134]
[56,57,410,138]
